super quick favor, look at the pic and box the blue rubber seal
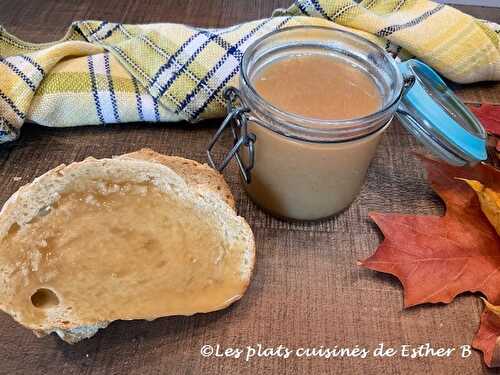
[397,59,487,166]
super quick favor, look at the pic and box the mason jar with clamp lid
[207,26,487,221]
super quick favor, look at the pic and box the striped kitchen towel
[0,0,499,143]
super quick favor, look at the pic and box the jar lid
[397,59,487,166]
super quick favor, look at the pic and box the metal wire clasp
[207,87,256,183]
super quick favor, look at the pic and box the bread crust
[0,151,254,343]
[119,148,235,209]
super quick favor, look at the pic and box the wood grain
[1,1,500,374]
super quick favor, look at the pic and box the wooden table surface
[1,1,499,374]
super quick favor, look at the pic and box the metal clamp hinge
[207,87,256,183]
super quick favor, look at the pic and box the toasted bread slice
[0,152,254,343]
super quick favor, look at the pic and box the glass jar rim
[239,25,405,142]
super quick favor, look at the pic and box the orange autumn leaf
[360,156,500,307]
[473,300,500,367]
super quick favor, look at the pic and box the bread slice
[0,150,254,343]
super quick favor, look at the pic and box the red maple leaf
[469,103,500,136]
[360,156,500,307]
[359,156,500,367]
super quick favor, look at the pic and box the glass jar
[207,26,486,221]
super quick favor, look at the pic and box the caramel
[253,54,382,120]
[242,53,386,220]
[1,181,246,326]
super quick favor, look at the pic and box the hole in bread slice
[31,288,59,309]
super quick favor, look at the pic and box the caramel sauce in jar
[234,27,404,220]
[253,54,382,121]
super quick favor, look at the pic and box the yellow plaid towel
[0,0,499,143]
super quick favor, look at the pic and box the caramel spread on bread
[0,150,254,342]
